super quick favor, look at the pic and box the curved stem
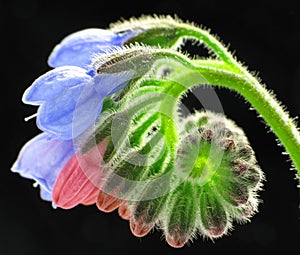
[159,84,186,153]
[171,23,299,181]
[177,24,239,69]
[184,64,300,178]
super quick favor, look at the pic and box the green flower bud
[164,182,197,248]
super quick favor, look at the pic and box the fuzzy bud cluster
[89,109,264,248]
[163,111,264,246]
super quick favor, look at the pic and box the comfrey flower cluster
[12,15,300,248]
[13,27,137,201]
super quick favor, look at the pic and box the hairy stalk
[182,63,300,181]
[176,24,240,71]
[166,22,299,183]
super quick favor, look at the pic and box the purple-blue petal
[11,133,74,200]
[93,70,134,96]
[37,83,104,140]
[40,188,52,202]
[48,29,114,68]
[23,66,92,105]
[48,29,138,69]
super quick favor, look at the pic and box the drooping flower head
[12,15,268,249]
[12,26,140,202]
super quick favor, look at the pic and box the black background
[1,0,300,254]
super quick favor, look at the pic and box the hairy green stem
[159,84,186,153]
[177,24,239,69]
[186,64,300,179]
[170,23,300,181]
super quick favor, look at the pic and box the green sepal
[102,151,149,199]
[132,194,169,225]
[165,182,197,238]
[124,27,181,48]
[199,186,228,237]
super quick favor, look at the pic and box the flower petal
[37,82,103,140]
[11,133,74,198]
[40,188,52,201]
[36,69,132,140]
[81,188,99,205]
[52,155,99,209]
[118,202,132,220]
[48,29,136,68]
[23,66,92,105]
[93,71,134,97]
[53,139,108,209]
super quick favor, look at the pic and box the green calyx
[110,15,183,48]
[124,27,180,48]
